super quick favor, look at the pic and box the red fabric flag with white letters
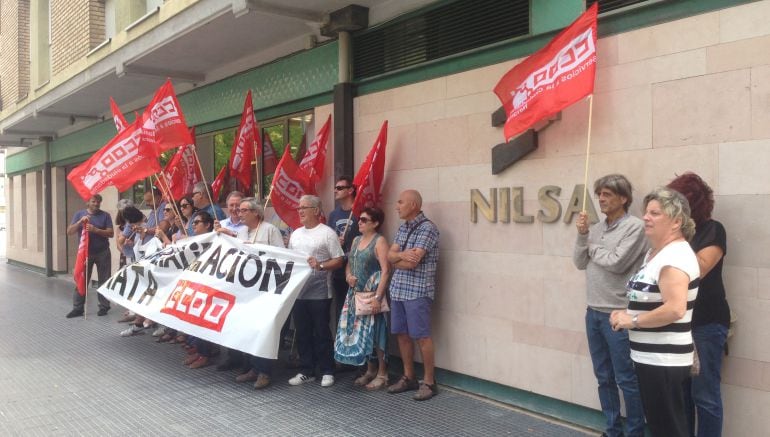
[351,121,388,218]
[227,91,257,195]
[299,115,332,184]
[73,220,90,297]
[141,79,194,154]
[269,146,315,229]
[494,3,597,141]
[68,118,162,200]
[162,128,201,200]
[110,97,128,133]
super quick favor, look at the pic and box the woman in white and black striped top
[611,187,699,437]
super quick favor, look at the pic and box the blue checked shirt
[389,212,440,301]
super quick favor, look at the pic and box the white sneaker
[321,375,335,387]
[288,373,315,386]
[152,326,166,337]
[120,325,144,337]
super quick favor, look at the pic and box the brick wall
[0,0,30,108]
[50,0,105,76]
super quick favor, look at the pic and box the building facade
[2,0,769,434]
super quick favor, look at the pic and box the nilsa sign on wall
[98,233,311,358]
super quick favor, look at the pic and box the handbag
[354,271,390,316]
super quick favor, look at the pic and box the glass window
[259,111,314,199]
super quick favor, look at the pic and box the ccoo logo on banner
[98,233,311,358]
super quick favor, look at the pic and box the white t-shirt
[289,224,344,300]
[627,240,700,367]
[242,221,284,248]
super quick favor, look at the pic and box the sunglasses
[180,203,191,208]
[334,185,352,191]
[164,207,172,212]
[359,217,372,224]
[296,206,316,211]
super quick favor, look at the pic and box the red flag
[110,97,128,133]
[162,128,201,200]
[67,119,161,200]
[211,165,228,201]
[494,3,597,141]
[299,115,332,184]
[141,79,194,154]
[351,121,388,218]
[269,146,315,229]
[227,91,257,195]
[262,132,278,175]
[73,219,90,296]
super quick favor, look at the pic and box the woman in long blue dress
[334,207,391,390]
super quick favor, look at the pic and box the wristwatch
[631,314,639,329]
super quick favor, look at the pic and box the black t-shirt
[689,219,731,328]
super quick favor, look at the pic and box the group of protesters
[575,172,730,437]
[65,178,441,401]
[64,168,730,426]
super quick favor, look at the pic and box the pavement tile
[0,261,594,436]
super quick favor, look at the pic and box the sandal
[365,375,388,391]
[354,370,377,386]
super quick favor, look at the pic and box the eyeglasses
[192,220,204,225]
[296,206,316,211]
[358,217,372,224]
[239,208,254,213]
[334,185,352,191]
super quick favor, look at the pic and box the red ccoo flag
[299,114,332,185]
[73,219,90,296]
[351,121,388,218]
[269,146,315,229]
[110,97,129,133]
[227,91,258,195]
[162,128,201,200]
[141,79,194,154]
[494,3,597,141]
[68,118,161,200]
[211,165,228,201]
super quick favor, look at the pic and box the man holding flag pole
[65,194,114,319]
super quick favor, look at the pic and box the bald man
[386,189,440,401]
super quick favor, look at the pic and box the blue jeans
[685,323,728,437]
[586,308,646,437]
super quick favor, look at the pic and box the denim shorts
[390,297,433,339]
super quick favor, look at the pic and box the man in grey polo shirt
[573,174,647,437]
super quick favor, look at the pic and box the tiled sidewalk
[0,261,595,436]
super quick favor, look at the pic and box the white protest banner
[98,233,311,358]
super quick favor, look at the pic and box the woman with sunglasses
[156,201,182,246]
[172,196,197,243]
[334,207,391,390]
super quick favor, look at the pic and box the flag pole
[190,145,217,209]
[581,94,595,212]
[153,173,188,237]
[84,253,88,320]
